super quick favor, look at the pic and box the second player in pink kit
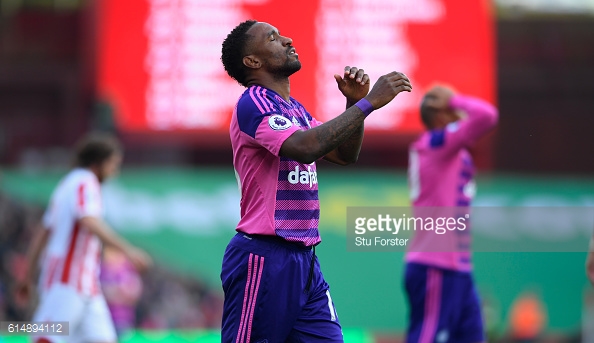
[405,86,498,343]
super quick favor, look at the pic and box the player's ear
[243,55,261,69]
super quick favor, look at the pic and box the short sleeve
[76,179,102,219]
[253,115,301,156]
[237,86,301,156]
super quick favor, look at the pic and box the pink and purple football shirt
[406,95,498,272]
[230,85,323,246]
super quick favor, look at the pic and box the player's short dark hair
[221,20,258,87]
[73,132,121,168]
[420,95,438,129]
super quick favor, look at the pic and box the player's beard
[271,58,302,79]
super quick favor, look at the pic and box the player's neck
[87,165,104,183]
[247,76,291,102]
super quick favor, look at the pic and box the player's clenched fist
[365,72,412,110]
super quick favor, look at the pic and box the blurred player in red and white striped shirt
[18,133,152,343]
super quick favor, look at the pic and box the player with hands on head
[405,84,498,343]
[220,19,411,343]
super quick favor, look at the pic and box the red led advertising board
[97,0,494,140]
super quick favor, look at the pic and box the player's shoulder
[410,130,432,149]
[66,168,99,188]
[236,85,280,116]
[235,86,286,137]
[409,128,449,151]
[50,169,95,201]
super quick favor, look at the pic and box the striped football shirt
[230,85,322,246]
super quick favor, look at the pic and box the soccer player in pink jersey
[405,85,498,343]
[18,133,152,343]
[220,20,412,342]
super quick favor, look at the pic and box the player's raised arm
[280,71,412,164]
[447,93,498,144]
[419,85,498,156]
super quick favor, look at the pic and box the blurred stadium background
[0,0,593,342]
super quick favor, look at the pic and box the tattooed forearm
[310,106,366,160]
[280,103,368,164]
[331,98,365,163]
[336,123,364,163]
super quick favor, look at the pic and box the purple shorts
[221,232,343,343]
[405,262,485,343]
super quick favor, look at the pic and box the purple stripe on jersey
[277,181,319,191]
[276,190,318,201]
[276,228,320,238]
[275,200,319,211]
[275,209,319,220]
[279,157,299,164]
[278,164,304,174]
[275,219,320,230]
[457,199,470,206]
[278,170,291,180]
[460,170,472,178]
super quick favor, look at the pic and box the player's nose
[281,35,293,46]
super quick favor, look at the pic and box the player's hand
[126,247,153,272]
[365,71,412,110]
[424,85,455,111]
[14,281,33,305]
[334,66,370,105]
